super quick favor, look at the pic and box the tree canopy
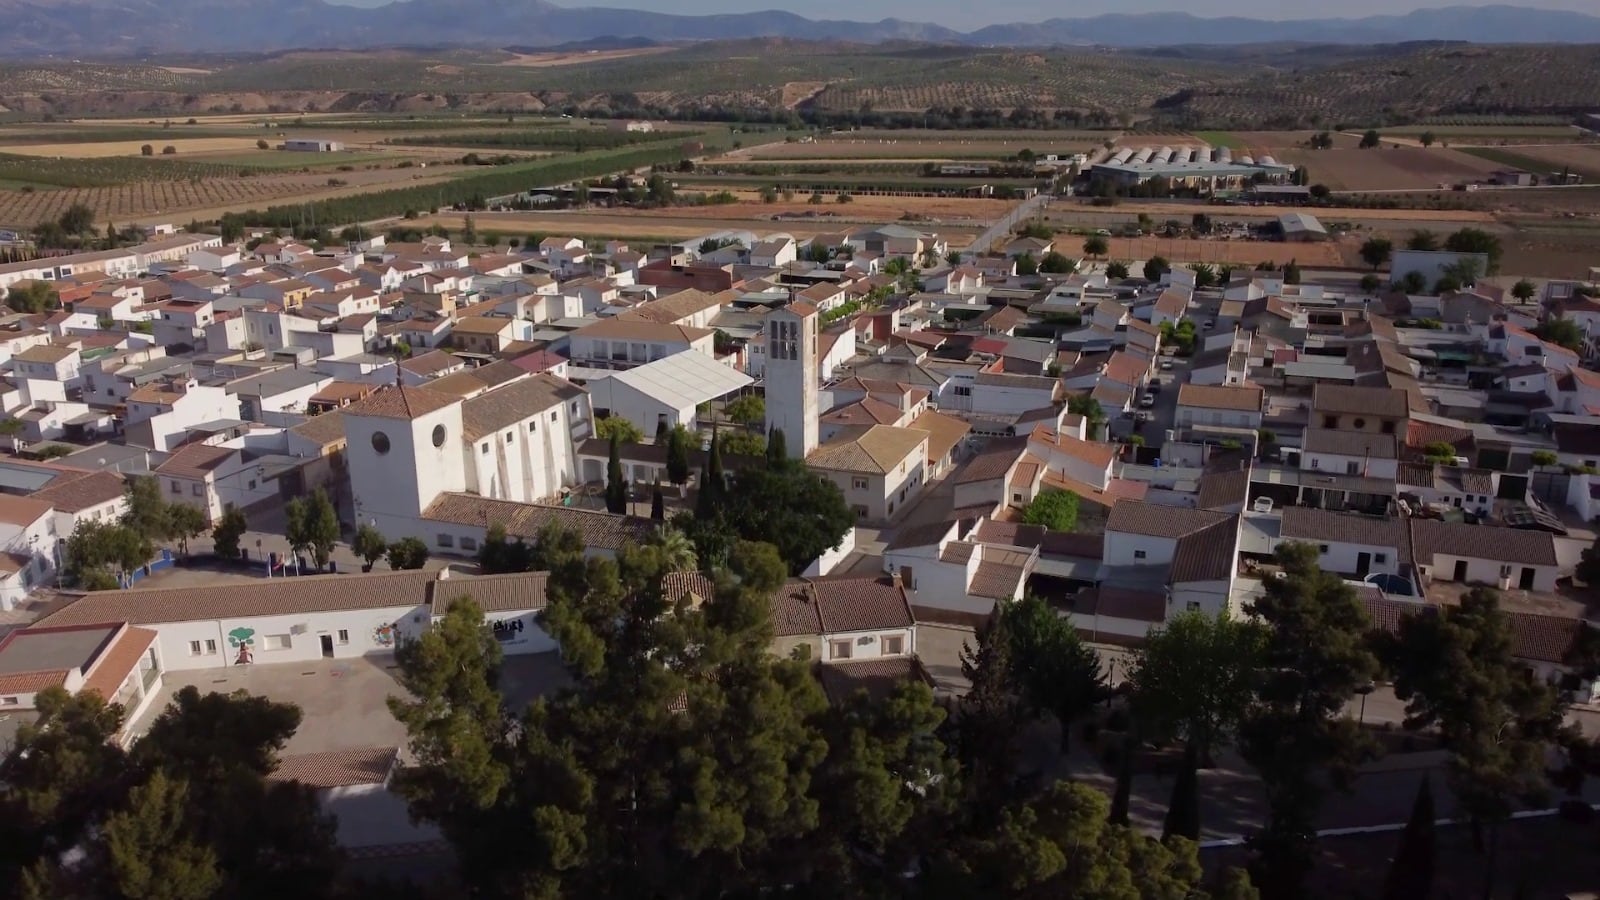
[0,686,341,899]
[1019,490,1079,532]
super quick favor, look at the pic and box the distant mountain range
[2,2,1600,57]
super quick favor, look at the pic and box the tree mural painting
[372,622,401,648]
[227,627,256,665]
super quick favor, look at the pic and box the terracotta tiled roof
[398,349,460,377]
[37,570,548,628]
[0,494,55,528]
[1028,425,1115,469]
[576,316,712,343]
[1359,595,1589,665]
[1170,518,1238,582]
[1197,467,1250,510]
[821,398,904,428]
[620,288,728,324]
[662,572,717,606]
[1106,501,1232,539]
[806,425,927,475]
[1072,585,1166,623]
[81,627,157,700]
[341,384,457,420]
[14,344,76,364]
[154,443,234,480]
[1303,428,1398,459]
[461,375,583,441]
[1409,519,1557,567]
[290,410,349,448]
[816,656,932,705]
[1177,383,1264,413]
[970,547,1032,600]
[269,747,398,788]
[1312,384,1409,419]
[769,575,914,636]
[422,493,651,552]
[952,436,1029,484]
[0,669,68,694]
[1282,507,1410,560]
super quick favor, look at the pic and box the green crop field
[1458,146,1600,181]
[1190,131,1242,148]
[391,128,701,153]
[0,153,266,187]
[196,151,400,169]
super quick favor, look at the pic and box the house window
[1499,564,1513,578]
[529,421,537,432]
[1319,544,1330,553]
[1374,553,1388,564]
[1186,601,1202,612]
[550,411,558,421]
[248,480,257,490]
[852,477,868,490]
[193,484,204,496]
[437,534,455,548]
[1133,550,1147,560]
[1012,493,1023,503]
[1345,461,1360,475]
[953,385,972,397]
[0,697,16,706]
[853,505,869,519]
[262,634,291,651]
[505,432,514,444]
[831,640,853,660]
[460,537,478,551]
[481,443,489,454]
[170,480,182,494]
[189,640,203,656]
[1381,422,1395,435]
[337,630,349,645]
[570,402,578,415]
[1310,459,1320,470]
[1322,415,1337,428]
[881,634,905,655]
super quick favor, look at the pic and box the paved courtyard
[133,652,571,756]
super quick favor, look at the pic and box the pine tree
[1382,776,1436,900]
[1163,741,1201,841]
[98,771,222,900]
[605,434,628,515]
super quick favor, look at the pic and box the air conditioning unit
[290,624,309,636]
[1498,575,1512,590]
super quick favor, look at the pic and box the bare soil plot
[1274,147,1504,191]
[741,138,1088,160]
[1098,235,1346,267]
[610,192,1015,224]
[0,138,269,158]
[416,210,983,245]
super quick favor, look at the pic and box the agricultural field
[740,134,1090,160]
[0,138,272,158]
[414,207,989,245]
[1376,124,1593,145]
[1457,145,1600,181]
[1275,147,1504,191]
[184,151,406,169]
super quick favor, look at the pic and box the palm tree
[648,526,699,574]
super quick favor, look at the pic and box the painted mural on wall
[228,627,256,665]
[372,621,401,648]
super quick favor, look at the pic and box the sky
[330,0,1600,27]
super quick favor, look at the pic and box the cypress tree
[605,434,628,515]
[1382,776,1435,900]
[650,479,665,521]
[765,427,788,468]
[666,426,691,486]
[654,419,669,445]
[695,431,724,520]
[1109,731,1135,826]
[1162,741,1201,842]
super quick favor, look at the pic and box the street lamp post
[1355,681,1376,725]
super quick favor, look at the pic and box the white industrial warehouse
[1090,144,1296,189]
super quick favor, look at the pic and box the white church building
[343,374,594,549]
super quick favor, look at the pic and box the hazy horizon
[322,0,1600,28]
